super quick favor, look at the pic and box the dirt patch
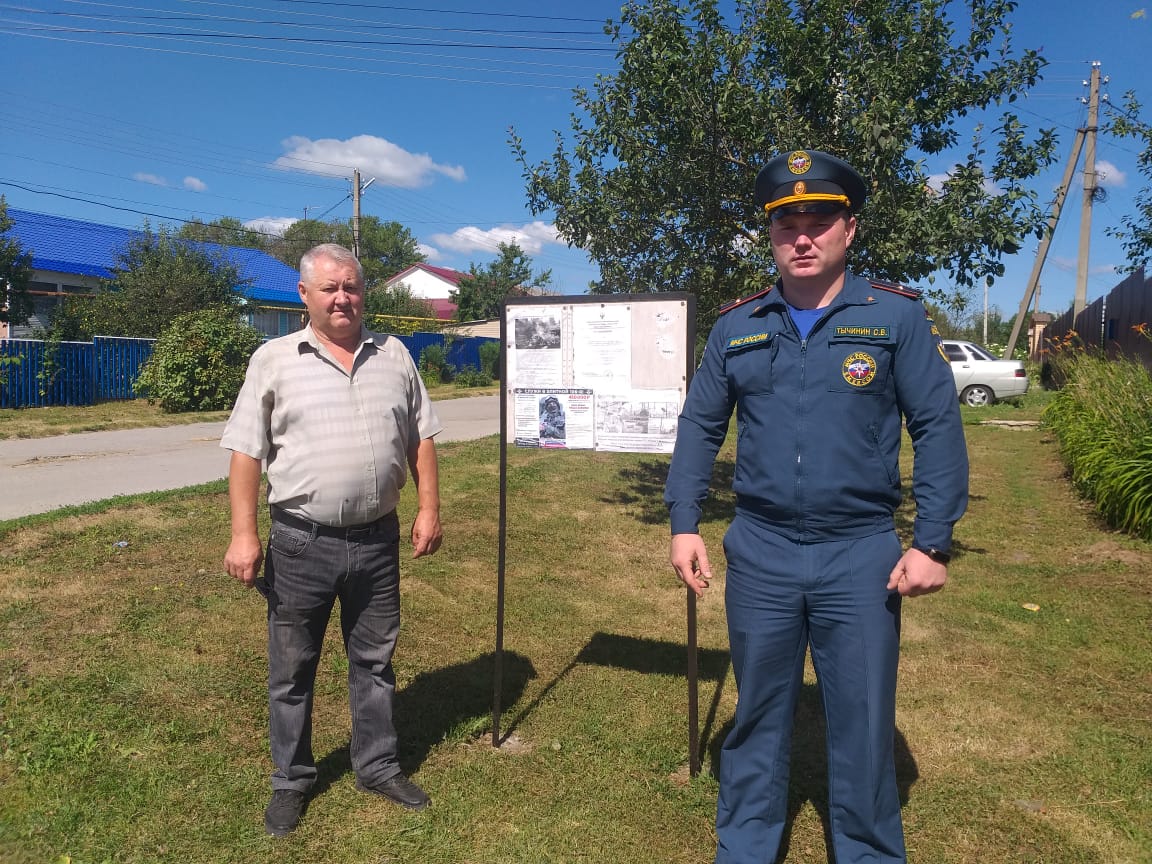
[495,733,534,755]
[13,451,128,466]
[978,420,1040,429]
[1080,540,1150,568]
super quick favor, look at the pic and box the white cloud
[243,216,297,237]
[428,221,561,256]
[417,243,442,261]
[133,172,167,186]
[1095,160,1126,188]
[183,176,207,192]
[273,135,466,188]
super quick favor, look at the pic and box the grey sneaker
[264,789,306,837]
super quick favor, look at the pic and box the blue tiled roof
[3,209,303,307]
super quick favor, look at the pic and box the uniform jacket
[665,272,968,552]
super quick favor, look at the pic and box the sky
[1,0,1149,322]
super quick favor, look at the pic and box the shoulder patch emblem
[842,351,877,387]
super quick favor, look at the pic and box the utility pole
[1074,62,1102,317]
[352,169,361,258]
[983,277,989,346]
[1003,128,1086,358]
[351,169,376,259]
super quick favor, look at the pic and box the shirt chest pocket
[827,339,894,394]
[726,334,776,396]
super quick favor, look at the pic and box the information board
[502,293,695,454]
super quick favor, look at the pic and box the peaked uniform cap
[755,150,869,217]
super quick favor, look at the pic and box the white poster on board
[593,390,682,453]
[512,388,595,449]
[503,296,692,454]
[571,303,632,389]
[507,307,563,386]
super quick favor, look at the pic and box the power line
[2,3,609,38]
[2,21,618,51]
[187,0,611,24]
[0,28,598,88]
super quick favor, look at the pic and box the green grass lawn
[0,396,1148,863]
[0,383,497,440]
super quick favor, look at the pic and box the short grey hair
[299,243,364,285]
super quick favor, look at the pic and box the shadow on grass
[501,632,732,765]
[707,686,920,864]
[312,650,537,795]
[503,632,920,864]
[603,457,736,526]
[896,492,986,558]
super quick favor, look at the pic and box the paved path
[0,396,498,520]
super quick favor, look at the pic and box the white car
[941,340,1029,407]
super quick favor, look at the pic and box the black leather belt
[270,505,393,539]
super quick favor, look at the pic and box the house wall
[249,308,306,338]
[6,268,304,340]
[8,269,102,338]
[444,319,500,338]
[391,270,456,300]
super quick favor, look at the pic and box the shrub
[454,364,492,388]
[134,307,263,412]
[1041,334,1152,540]
[478,339,501,379]
[418,342,454,385]
[365,313,443,336]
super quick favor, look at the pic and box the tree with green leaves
[1,197,33,328]
[364,281,435,319]
[453,241,551,321]
[265,216,425,287]
[51,227,250,340]
[1104,90,1152,273]
[341,216,427,288]
[265,218,343,270]
[178,217,267,250]
[512,0,1057,323]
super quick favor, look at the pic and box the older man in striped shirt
[222,243,443,837]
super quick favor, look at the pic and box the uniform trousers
[263,510,403,793]
[716,517,906,864]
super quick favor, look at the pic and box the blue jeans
[716,519,906,864]
[263,511,402,793]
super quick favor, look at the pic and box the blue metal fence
[2,339,94,408]
[94,337,155,400]
[1,332,497,409]
[395,332,499,372]
[1,337,154,409]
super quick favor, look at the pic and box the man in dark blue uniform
[665,150,968,863]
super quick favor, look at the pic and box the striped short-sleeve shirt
[221,325,442,527]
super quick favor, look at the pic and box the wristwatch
[914,546,952,565]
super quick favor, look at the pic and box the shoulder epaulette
[718,286,774,316]
[869,279,922,300]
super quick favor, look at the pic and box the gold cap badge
[787,151,812,175]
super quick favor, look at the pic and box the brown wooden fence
[1042,268,1152,369]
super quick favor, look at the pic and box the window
[943,343,967,362]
